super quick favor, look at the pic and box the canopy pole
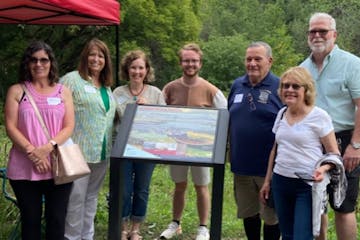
[115,24,119,86]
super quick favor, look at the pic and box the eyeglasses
[247,93,256,111]
[281,83,303,90]
[307,29,334,37]
[29,57,50,65]
[181,59,200,64]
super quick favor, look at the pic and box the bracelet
[49,140,58,150]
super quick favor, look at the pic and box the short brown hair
[120,50,155,83]
[178,43,203,62]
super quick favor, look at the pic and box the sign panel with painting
[112,104,228,166]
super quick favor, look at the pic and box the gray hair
[309,12,336,31]
[247,41,272,57]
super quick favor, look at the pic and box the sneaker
[195,226,210,240]
[159,221,182,239]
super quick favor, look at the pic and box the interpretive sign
[112,104,228,165]
[109,104,229,240]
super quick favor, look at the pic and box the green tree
[2,0,360,95]
[199,0,302,91]
[277,0,360,58]
[201,35,249,91]
[118,0,202,87]
[0,24,117,100]
[0,25,29,99]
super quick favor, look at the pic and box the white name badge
[47,97,61,105]
[84,85,97,93]
[234,94,244,103]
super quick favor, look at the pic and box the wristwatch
[49,140,58,150]
[350,141,360,149]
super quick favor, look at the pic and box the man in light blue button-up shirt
[300,12,360,240]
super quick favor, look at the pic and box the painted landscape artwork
[123,105,218,163]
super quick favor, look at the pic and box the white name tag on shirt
[47,97,61,105]
[84,85,97,93]
[234,94,244,103]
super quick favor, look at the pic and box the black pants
[329,130,360,212]
[10,179,72,240]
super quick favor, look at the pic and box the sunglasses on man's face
[281,83,303,90]
[307,29,334,37]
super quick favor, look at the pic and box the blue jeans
[272,173,313,240]
[121,160,155,222]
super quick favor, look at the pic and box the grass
[0,126,20,240]
[140,165,246,240]
[0,123,244,240]
[0,123,360,239]
[90,163,245,240]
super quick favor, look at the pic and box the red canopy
[0,0,120,25]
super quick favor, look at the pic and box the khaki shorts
[169,165,210,186]
[233,174,278,225]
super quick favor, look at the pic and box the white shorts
[169,165,210,186]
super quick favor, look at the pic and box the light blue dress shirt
[300,45,360,132]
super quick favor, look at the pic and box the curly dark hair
[18,40,58,84]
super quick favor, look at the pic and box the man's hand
[343,145,360,172]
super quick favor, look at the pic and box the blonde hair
[279,66,316,106]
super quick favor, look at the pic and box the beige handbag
[22,84,90,185]
[51,141,91,184]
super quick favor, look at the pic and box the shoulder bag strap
[21,84,51,141]
[273,106,288,167]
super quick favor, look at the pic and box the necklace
[129,84,145,101]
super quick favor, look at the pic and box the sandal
[121,230,129,240]
[129,230,143,240]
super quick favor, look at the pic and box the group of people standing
[229,12,360,240]
[3,11,360,240]
[4,35,224,240]
[5,38,117,240]
[114,43,227,240]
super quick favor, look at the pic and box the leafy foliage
[201,35,249,90]
[2,0,360,95]
[0,24,117,100]
[2,1,360,238]
[118,0,202,87]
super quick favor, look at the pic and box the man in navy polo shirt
[228,41,282,240]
